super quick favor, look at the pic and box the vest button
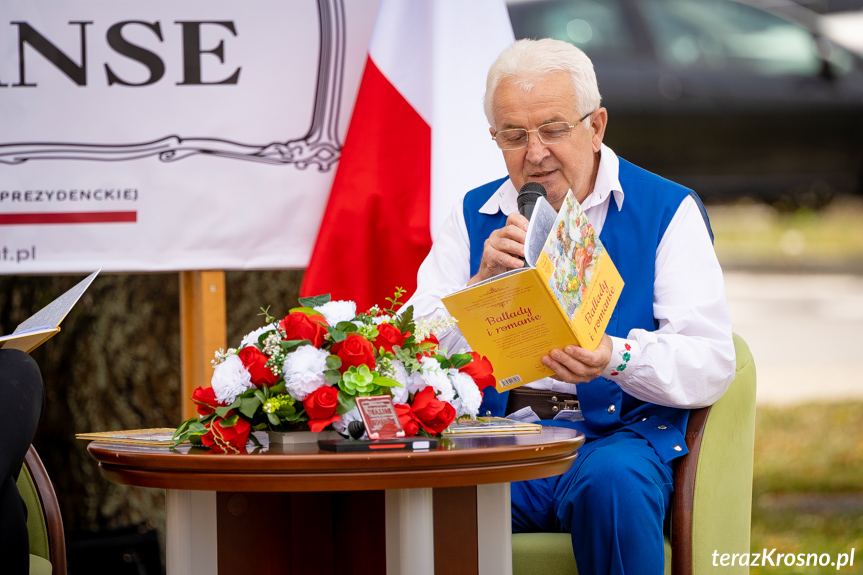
[485,410,492,416]
[607,404,616,414]
[658,425,667,430]
[673,445,683,452]
[552,405,559,413]
[641,417,648,422]
[551,396,558,402]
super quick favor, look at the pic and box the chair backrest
[16,445,67,575]
[671,333,757,575]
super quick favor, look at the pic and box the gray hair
[484,38,601,128]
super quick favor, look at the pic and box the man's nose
[525,131,550,164]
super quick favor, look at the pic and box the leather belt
[507,387,579,420]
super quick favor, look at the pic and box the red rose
[416,333,440,359]
[303,385,341,432]
[201,416,251,453]
[237,346,278,386]
[191,386,223,416]
[331,333,376,373]
[410,386,456,435]
[393,403,420,437]
[458,352,496,391]
[374,323,410,354]
[280,312,328,347]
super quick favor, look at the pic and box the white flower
[283,345,331,401]
[240,324,277,350]
[314,300,357,326]
[372,314,394,325]
[332,406,366,439]
[449,370,482,418]
[408,357,455,403]
[389,360,411,405]
[210,354,254,405]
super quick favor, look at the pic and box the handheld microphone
[517,182,547,222]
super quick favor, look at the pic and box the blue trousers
[511,431,674,575]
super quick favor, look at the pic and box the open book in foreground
[0,269,100,353]
[442,191,623,392]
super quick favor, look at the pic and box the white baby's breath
[283,345,331,401]
[211,354,254,405]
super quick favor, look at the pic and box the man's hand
[541,334,613,384]
[467,213,529,285]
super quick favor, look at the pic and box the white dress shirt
[406,144,736,409]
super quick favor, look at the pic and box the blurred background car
[507,0,863,206]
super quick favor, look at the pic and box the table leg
[166,490,218,575]
[385,488,435,575]
[476,483,512,575]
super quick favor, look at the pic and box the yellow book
[76,428,177,445]
[443,191,623,392]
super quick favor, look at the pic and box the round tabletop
[88,427,584,492]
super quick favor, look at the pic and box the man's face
[490,71,606,209]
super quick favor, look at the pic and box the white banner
[0,0,378,274]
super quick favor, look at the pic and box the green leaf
[269,381,286,394]
[327,326,348,342]
[240,396,262,419]
[448,353,472,370]
[215,405,233,418]
[395,305,415,333]
[189,420,208,434]
[335,321,358,333]
[267,413,280,426]
[371,376,402,388]
[325,355,342,370]
[254,389,267,404]
[337,393,356,415]
[252,422,269,431]
[281,339,308,351]
[248,433,263,448]
[220,414,240,427]
[325,369,342,384]
[298,294,331,308]
[173,418,196,439]
[189,434,204,446]
[288,306,325,317]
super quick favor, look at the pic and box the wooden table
[88,428,583,575]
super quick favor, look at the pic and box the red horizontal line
[0,211,137,225]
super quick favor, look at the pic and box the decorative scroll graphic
[0,0,346,172]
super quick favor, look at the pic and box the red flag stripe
[302,56,431,311]
[0,211,137,225]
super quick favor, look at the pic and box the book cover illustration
[541,192,603,319]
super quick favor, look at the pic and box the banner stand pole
[180,271,227,421]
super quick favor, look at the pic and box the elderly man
[406,38,735,574]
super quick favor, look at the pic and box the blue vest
[465,159,713,463]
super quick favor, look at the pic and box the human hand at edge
[467,213,529,286]
[541,333,613,384]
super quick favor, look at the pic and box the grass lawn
[750,401,863,573]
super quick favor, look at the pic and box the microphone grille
[517,182,547,209]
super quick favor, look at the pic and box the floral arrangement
[172,290,496,453]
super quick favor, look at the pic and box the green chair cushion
[29,554,53,575]
[15,462,51,561]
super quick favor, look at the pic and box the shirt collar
[478,143,624,215]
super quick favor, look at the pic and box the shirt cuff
[602,336,639,382]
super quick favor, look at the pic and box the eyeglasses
[492,111,594,150]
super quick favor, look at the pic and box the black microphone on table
[517,182,547,221]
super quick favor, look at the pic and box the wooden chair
[16,446,67,575]
[512,333,757,574]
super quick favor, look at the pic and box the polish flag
[301,0,514,311]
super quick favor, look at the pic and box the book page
[14,269,100,334]
[524,196,558,267]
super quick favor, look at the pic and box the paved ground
[724,271,863,405]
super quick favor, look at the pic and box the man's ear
[590,108,608,153]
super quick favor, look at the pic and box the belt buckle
[561,399,580,411]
